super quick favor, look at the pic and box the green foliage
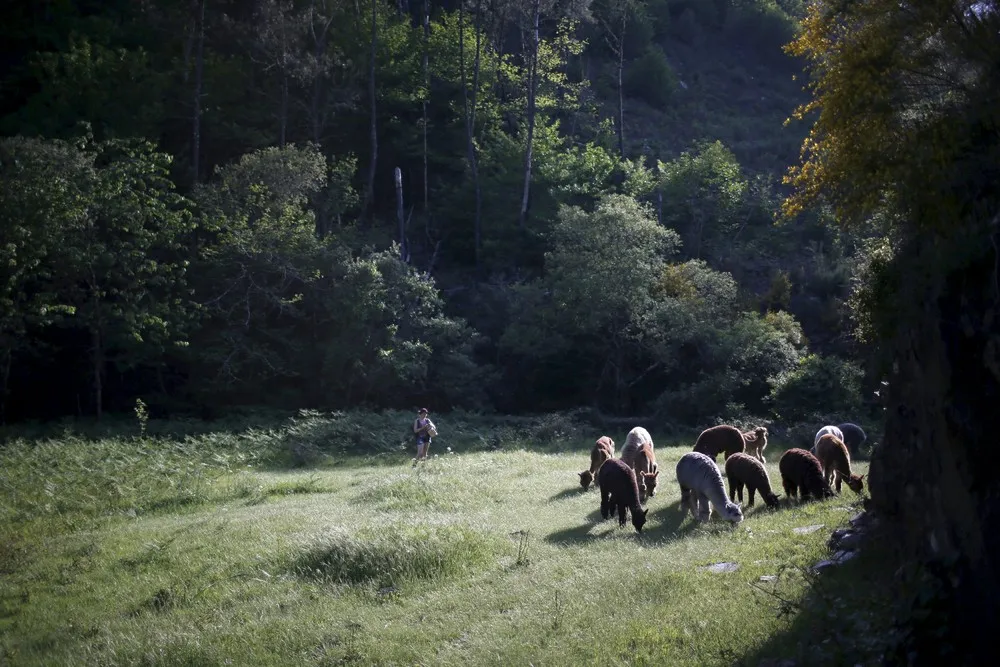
[768,353,863,423]
[625,46,678,108]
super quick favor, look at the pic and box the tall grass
[0,411,891,665]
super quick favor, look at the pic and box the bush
[625,46,678,108]
[768,354,864,423]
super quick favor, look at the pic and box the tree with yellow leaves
[784,0,1000,661]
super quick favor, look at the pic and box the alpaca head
[722,501,744,523]
[754,426,768,444]
[631,507,648,533]
[845,473,865,494]
[641,469,660,497]
[578,470,594,490]
[762,490,781,508]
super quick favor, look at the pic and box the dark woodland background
[0,0,868,429]
[3,0,1000,653]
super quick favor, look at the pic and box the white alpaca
[676,452,743,523]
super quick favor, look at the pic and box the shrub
[625,46,678,108]
[768,354,864,423]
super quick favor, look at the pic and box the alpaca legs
[696,492,712,522]
[600,489,612,520]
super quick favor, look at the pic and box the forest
[0,0,869,427]
[3,0,1000,660]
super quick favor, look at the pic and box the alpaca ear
[578,472,586,480]
[642,508,649,517]
[652,469,660,478]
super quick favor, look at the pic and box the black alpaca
[597,458,648,533]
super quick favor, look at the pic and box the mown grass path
[1,438,869,666]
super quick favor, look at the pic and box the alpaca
[778,448,835,501]
[837,422,867,457]
[814,434,866,494]
[725,452,780,508]
[811,425,844,454]
[620,426,653,467]
[633,441,660,501]
[597,458,648,533]
[579,436,615,490]
[675,452,744,523]
[620,426,657,499]
[742,426,769,463]
[693,425,746,463]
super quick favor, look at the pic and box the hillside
[0,0,868,425]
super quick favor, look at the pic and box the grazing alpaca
[778,448,835,501]
[811,425,844,454]
[742,426,769,463]
[837,422,867,457]
[633,442,660,501]
[620,426,658,499]
[693,425,746,463]
[620,426,653,467]
[579,436,615,490]
[814,434,866,494]
[725,452,780,508]
[675,452,744,523]
[597,458,648,533]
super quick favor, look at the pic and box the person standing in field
[412,408,436,465]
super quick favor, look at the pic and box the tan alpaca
[742,426,768,463]
[814,434,865,494]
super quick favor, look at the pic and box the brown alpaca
[814,434,865,494]
[724,453,780,508]
[597,458,647,533]
[693,425,746,463]
[778,448,835,501]
[742,426,769,463]
[579,436,615,490]
[633,442,660,501]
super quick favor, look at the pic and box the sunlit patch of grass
[288,523,501,590]
[0,424,886,666]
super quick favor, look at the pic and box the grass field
[0,414,893,666]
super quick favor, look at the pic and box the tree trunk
[278,11,288,148]
[191,0,206,184]
[362,0,379,220]
[518,0,540,230]
[395,167,406,260]
[616,13,626,161]
[460,1,483,269]
[91,324,103,421]
[0,345,10,425]
[870,232,1000,657]
[421,0,430,217]
[308,1,333,145]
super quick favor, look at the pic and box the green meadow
[0,413,892,666]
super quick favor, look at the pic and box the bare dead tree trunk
[395,167,406,260]
[460,1,483,268]
[279,12,289,148]
[518,0,540,230]
[616,12,626,160]
[192,0,206,184]
[422,0,429,217]
[362,0,378,219]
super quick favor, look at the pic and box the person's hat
[418,407,429,414]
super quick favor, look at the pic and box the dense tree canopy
[0,0,872,427]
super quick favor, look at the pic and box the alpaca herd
[578,422,867,533]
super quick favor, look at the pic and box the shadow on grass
[737,536,899,667]
[548,486,587,502]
